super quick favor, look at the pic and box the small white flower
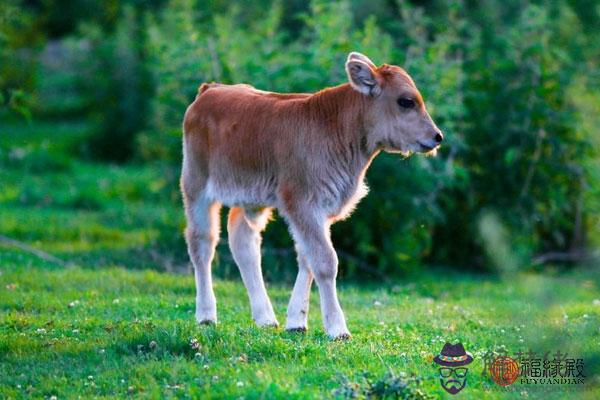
[113,299,120,304]
[149,340,157,349]
[593,299,600,306]
[373,300,382,307]
[236,381,244,387]
[49,396,57,400]
[87,375,94,380]
[36,328,46,334]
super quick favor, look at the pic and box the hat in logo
[433,342,474,367]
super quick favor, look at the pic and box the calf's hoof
[255,317,280,329]
[259,321,280,329]
[286,326,307,333]
[326,323,351,340]
[196,311,217,326]
[332,332,352,341]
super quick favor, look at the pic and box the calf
[181,52,443,339]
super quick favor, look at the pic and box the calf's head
[345,52,443,155]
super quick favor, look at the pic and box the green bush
[138,0,598,274]
[0,0,39,118]
[432,3,595,268]
[139,0,466,275]
[9,0,599,276]
[74,6,147,161]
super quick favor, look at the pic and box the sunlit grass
[1,255,599,399]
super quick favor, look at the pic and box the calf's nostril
[434,132,444,143]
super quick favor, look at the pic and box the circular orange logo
[489,356,520,386]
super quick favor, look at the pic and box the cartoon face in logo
[433,342,474,395]
[438,366,469,394]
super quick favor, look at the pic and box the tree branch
[0,234,73,267]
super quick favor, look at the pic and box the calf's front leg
[285,249,313,331]
[287,213,350,339]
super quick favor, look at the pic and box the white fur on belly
[205,178,277,208]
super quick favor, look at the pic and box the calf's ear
[345,54,381,97]
[347,52,376,69]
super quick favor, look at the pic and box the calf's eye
[397,98,415,109]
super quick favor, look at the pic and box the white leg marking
[185,193,221,324]
[228,208,278,327]
[285,250,313,331]
[288,212,350,339]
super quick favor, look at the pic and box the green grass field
[1,119,599,399]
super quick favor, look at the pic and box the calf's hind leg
[184,191,221,325]
[227,207,279,327]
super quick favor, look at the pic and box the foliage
[434,4,590,267]
[2,0,599,275]
[74,6,147,161]
[0,0,39,118]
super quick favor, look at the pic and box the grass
[1,118,599,399]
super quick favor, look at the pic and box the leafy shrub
[75,6,147,161]
[432,3,594,268]
[135,0,600,276]
[140,0,466,275]
[0,0,39,118]
[13,0,600,276]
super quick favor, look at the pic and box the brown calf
[181,52,443,339]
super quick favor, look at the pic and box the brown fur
[181,52,443,338]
